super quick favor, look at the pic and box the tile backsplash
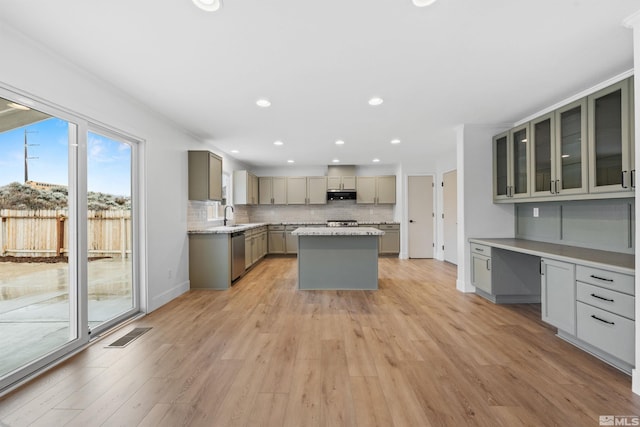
[188,200,395,229]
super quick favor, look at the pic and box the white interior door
[443,170,457,264]
[408,176,434,258]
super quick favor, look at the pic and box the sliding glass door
[0,96,80,386]
[0,90,140,392]
[87,129,136,333]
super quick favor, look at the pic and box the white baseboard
[150,280,189,312]
[399,251,409,260]
[633,369,640,396]
[456,279,475,293]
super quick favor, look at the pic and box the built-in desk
[469,237,635,374]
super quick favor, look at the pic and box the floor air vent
[107,327,152,348]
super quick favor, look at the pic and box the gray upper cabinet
[328,176,356,191]
[555,99,588,195]
[356,176,396,204]
[259,176,287,205]
[588,78,633,194]
[494,77,635,203]
[307,176,328,204]
[530,100,588,197]
[188,151,223,201]
[286,177,307,204]
[493,125,530,201]
[233,170,259,205]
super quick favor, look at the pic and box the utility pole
[23,130,39,183]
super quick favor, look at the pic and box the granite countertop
[188,223,269,234]
[292,226,384,236]
[469,237,634,274]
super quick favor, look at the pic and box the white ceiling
[0,0,638,168]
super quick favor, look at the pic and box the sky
[0,116,131,197]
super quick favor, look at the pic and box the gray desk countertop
[469,238,634,274]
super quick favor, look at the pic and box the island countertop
[292,227,384,236]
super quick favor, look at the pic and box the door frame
[442,169,457,264]
[404,173,436,259]
[0,84,146,395]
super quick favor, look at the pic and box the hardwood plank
[246,393,288,427]
[2,257,640,427]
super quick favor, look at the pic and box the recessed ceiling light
[7,102,30,111]
[192,0,222,12]
[368,97,384,106]
[332,159,340,163]
[256,98,271,108]
[274,140,284,146]
[287,159,295,164]
[413,0,437,7]
[390,139,401,144]
[373,158,380,163]
[335,140,345,145]
[231,150,239,154]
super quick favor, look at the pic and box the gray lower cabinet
[285,226,298,254]
[574,265,635,368]
[471,244,492,294]
[379,224,400,254]
[541,258,576,334]
[189,233,232,289]
[268,225,286,254]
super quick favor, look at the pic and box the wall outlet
[533,207,539,218]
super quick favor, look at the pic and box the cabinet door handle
[590,274,614,282]
[590,293,614,303]
[622,171,628,189]
[591,315,615,325]
[632,170,636,188]
[486,259,491,271]
[550,181,554,194]
[555,180,560,194]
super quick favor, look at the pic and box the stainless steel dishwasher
[231,231,245,282]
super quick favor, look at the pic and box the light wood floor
[2,257,640,426]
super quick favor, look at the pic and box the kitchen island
[292,227,384,290]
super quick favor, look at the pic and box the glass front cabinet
[588,78,634,194]
[530,99,588,197]
[493,76,634,203]
[493,124,530,201]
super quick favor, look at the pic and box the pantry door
[407,175,434,258]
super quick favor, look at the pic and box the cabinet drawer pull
[590,274,614,282]
[475,248,484,252]
[590,293,614,302]
[591,315,615,325]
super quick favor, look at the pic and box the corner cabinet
[493,124,530,201]
[188,151,223,201]
[588,78,634,194]
[234,170,259,205]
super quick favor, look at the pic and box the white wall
[0,23,229,312]
[456,125,515,292]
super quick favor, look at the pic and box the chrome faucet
[224,205,234,226]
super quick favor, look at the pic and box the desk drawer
[470,243,491,256]
[577,282,634,320]
[576,265,634,296]
[576,302,634,365]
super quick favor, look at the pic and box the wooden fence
[0,209,131,258]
